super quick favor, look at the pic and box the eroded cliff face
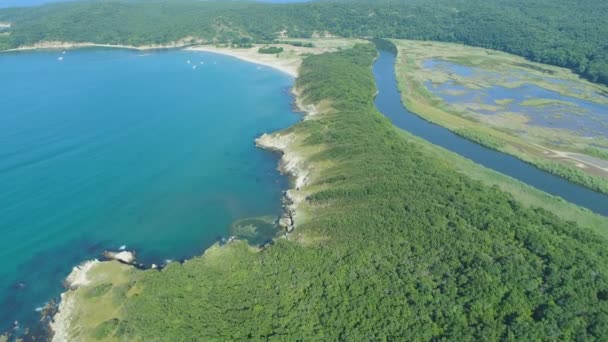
[256,132,311,234]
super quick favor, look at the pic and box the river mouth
[0,48,299,335]
[372,43,608,216]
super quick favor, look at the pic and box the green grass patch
[494,98,514,105]
[583,147,608,161]
[455,128,505,150]
[520,98,577,107]
[91,318,120,340]
[258,46,283,54]
[83,283,113,299]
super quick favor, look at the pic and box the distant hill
[0,0,606,85]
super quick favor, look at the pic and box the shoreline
[187,45,299,78]
[1,38,206,52]
[1,41,300,78]
[45,45,314,341]
[49,260,100,342]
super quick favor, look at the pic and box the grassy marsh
[393,39,608,192]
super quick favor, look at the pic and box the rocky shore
[255,87,316,235]
[49,261,97,342]
[49,251,137,342]
[46,44,320,340]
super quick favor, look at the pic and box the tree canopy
[0,0,607,85]
[77,44,608,341]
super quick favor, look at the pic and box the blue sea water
[0,48,299,333]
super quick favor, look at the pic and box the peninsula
[45,42,608,341]
[0,1,607,341]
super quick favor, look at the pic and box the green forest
[82,44,608,340]
[0,0,607,85]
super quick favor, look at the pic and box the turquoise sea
[0,48,299,333]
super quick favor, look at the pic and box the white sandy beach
[187,45,299,77]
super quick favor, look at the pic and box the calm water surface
[0,48,298,333]
[374,49,608,216]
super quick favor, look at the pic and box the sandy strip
[186,46,299,78]
[3,41,300,78]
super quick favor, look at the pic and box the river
[373,48,608,216]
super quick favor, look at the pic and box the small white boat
[57,56,64,61]
[192,65,197,70]
[187,60,191,64]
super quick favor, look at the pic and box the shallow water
[0,48,298,333]
[423,59,608,138]
[374,49,608,216]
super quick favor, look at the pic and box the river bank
[373,44,608,218]
[392,39,608,195]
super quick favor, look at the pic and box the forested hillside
[71,44,608,341]
[0,0,607,85]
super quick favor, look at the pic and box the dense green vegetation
[584,147,608,161]
[454,128,505,150]
[532,159,608,195]
[278,40,314,48]
[85,45,608,340]
[0,0,607,85]
[258,45,283,54]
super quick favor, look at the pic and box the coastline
[1,41,299,78]
[49,260,100,342]
[46,43,319,341]
[1,37,206,53]
[187,45,299,78]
